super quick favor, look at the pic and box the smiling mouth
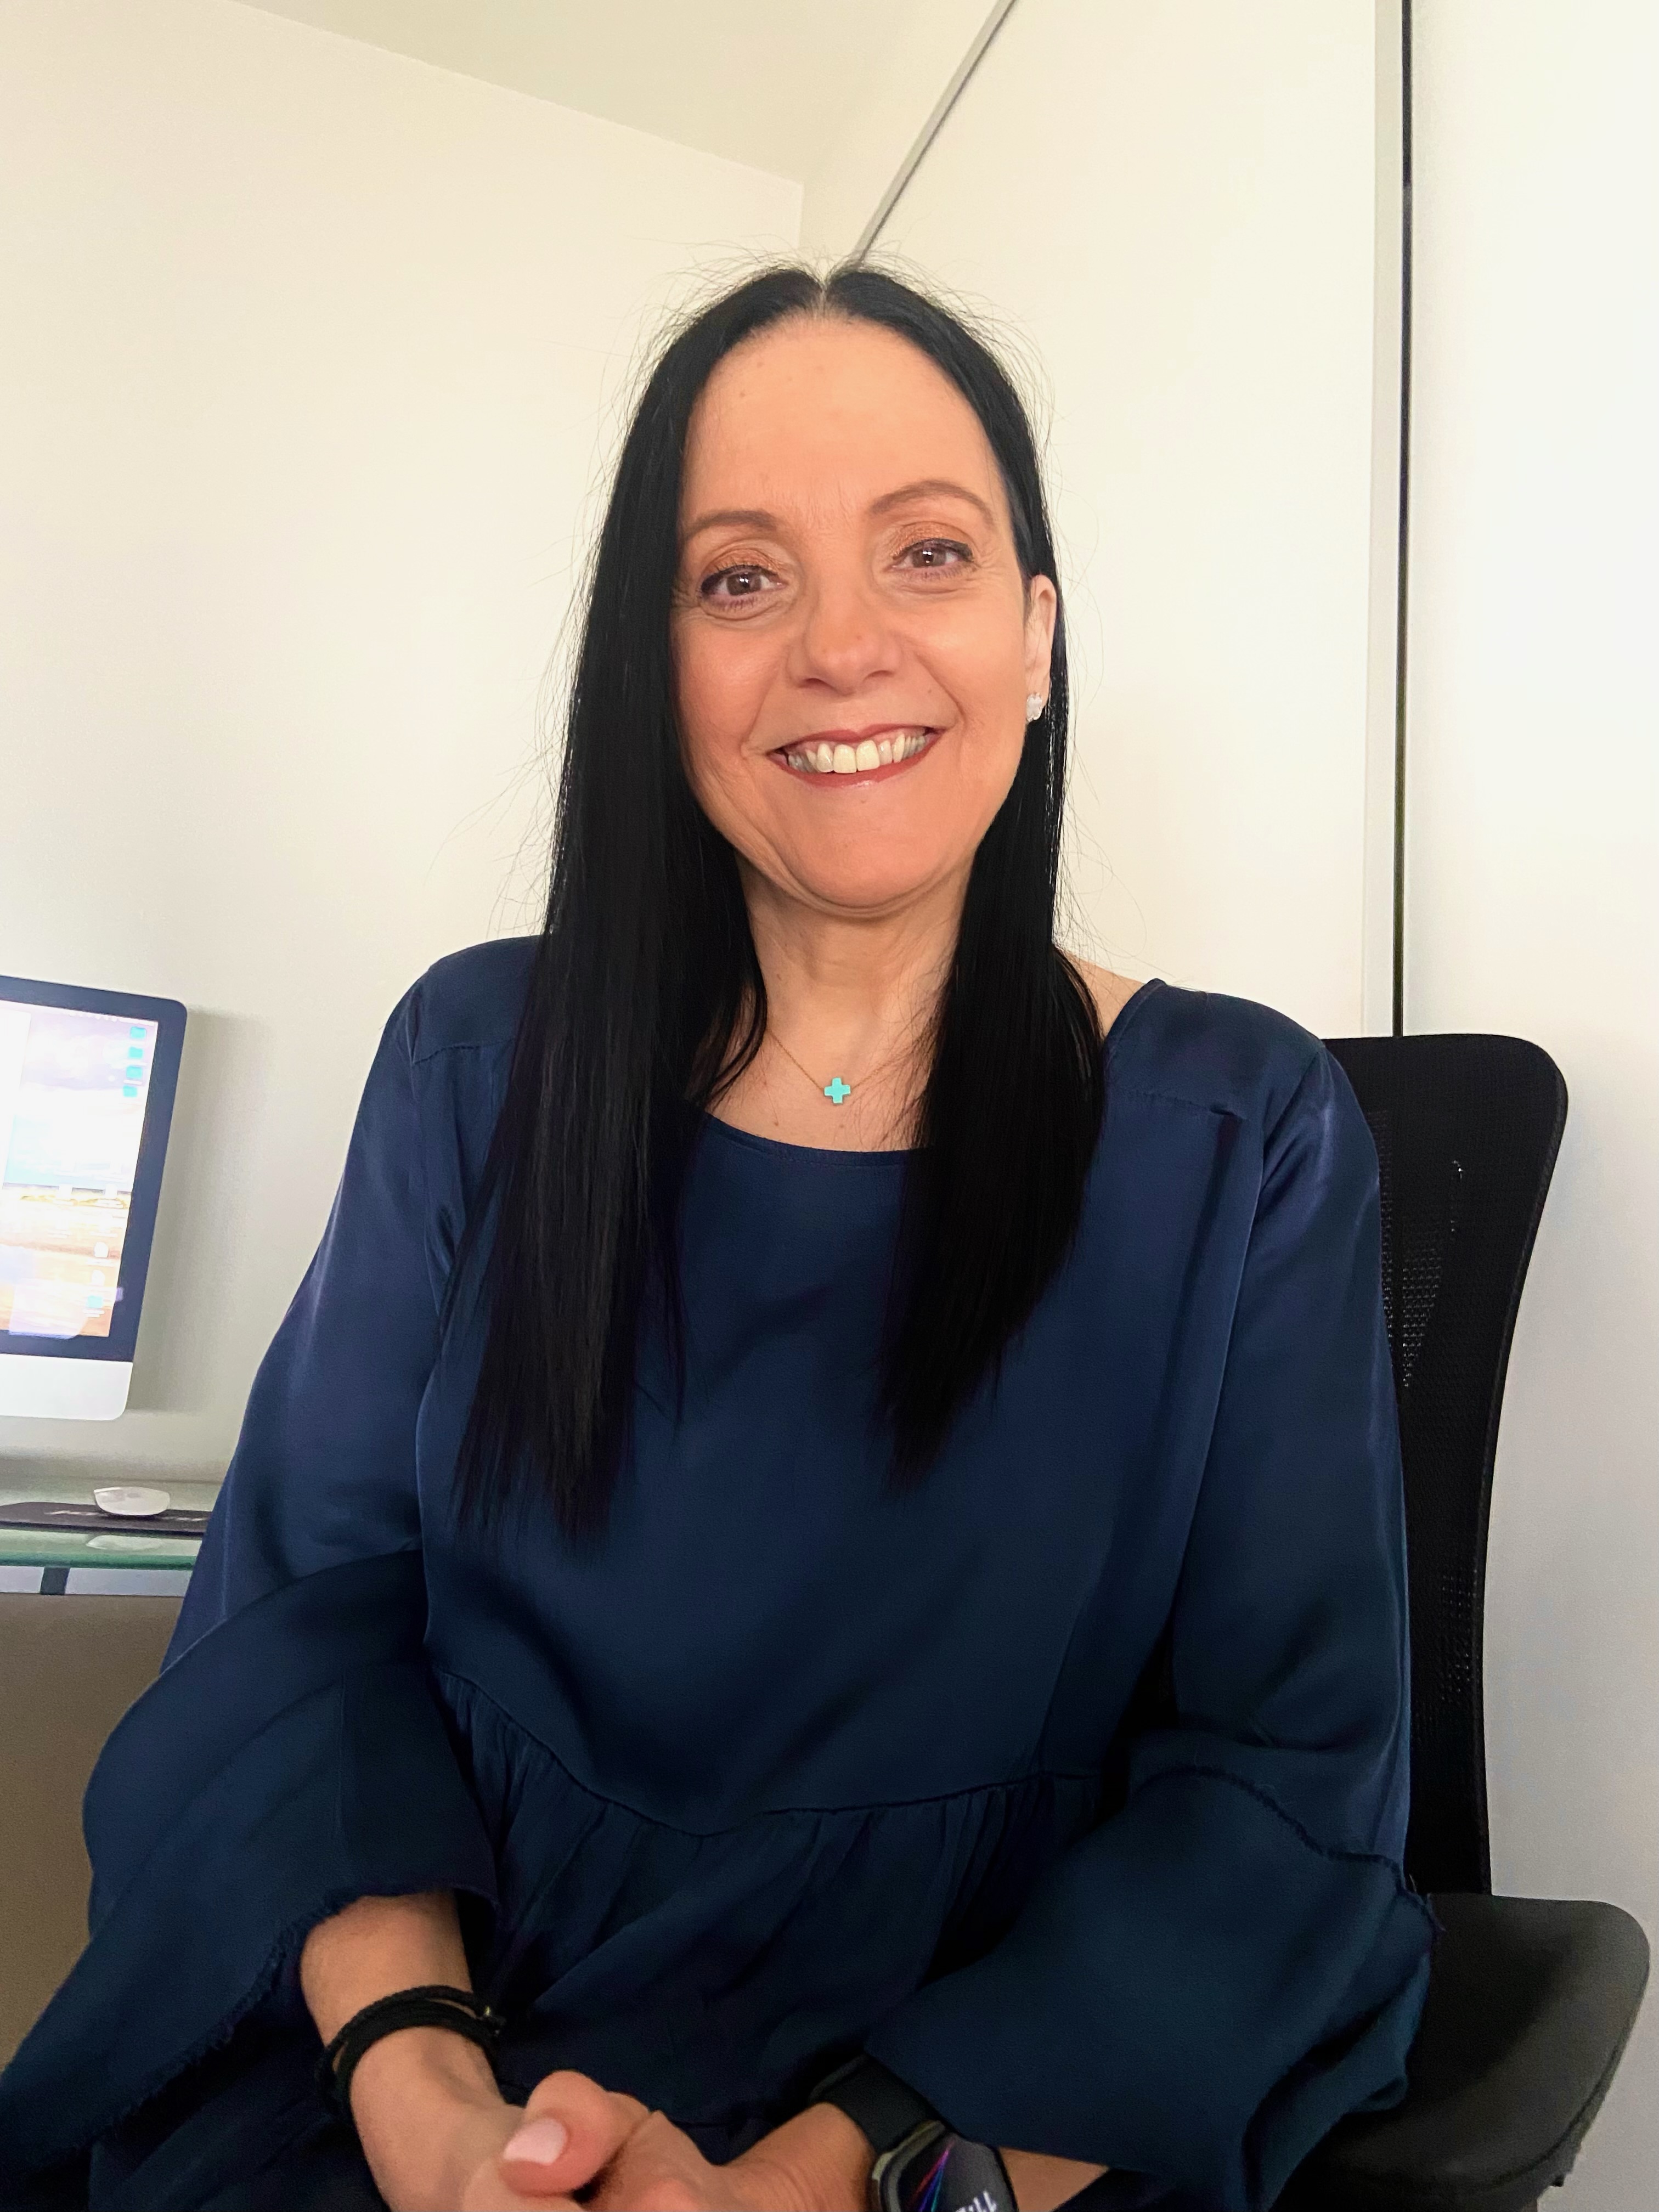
[771,728,939,779]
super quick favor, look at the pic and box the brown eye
[900,538,972,571]
[701,565,776,602]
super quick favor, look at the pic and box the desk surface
[0,1474,216,1590]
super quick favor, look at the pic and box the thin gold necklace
[769,1028,916,1109]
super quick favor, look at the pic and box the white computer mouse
[92,1485,172,1519]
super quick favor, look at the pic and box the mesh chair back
[1323,1035,1566,1895]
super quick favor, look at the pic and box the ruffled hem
[438,1671,1107,2146]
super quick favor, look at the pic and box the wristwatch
[810,2054,1018,2212]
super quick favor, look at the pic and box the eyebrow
[870,477,997,524]
[681,477,997,542]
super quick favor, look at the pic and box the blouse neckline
[696,977,1166,1168]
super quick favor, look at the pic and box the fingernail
[503,2117,570,2166]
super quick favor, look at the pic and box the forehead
[681,315,1007,528]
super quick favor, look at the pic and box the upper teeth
[780,731,930,775]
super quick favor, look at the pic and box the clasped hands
[365,2043,871,2212]
[360,2034,1097,2211]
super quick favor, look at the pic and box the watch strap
[809,2052,943,2156]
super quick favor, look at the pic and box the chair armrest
[1282,1892,1649,2212]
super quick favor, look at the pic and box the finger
[460,2178,587,2212]
[584,2113,727,2212]
[500,2070,651,2196]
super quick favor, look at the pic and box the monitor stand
[0,1357,132,1420]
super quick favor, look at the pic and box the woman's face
[672,315,1057,922]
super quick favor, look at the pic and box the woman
[0,265,1432,2212]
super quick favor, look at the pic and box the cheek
[672,631,729,818]
[673,622,771,772]
[930,621,1031,822]
[930,607,1029,742]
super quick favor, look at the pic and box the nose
[787,567,902,699]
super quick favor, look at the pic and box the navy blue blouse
[0,940,1433,2211]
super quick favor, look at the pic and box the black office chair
[1281,1035,1649,2212]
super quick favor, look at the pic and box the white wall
[798,0,1001,261]
[0,0,799,1481]
[234,0,935,189]
[1406,6,1659,2204]
[874,0,1389,1037]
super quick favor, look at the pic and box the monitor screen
[0,975,185,1418]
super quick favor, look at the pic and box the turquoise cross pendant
[822,1076,852,1105]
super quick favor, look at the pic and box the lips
[771,728,938,777]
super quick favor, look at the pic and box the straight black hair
[448,262,1105,1539]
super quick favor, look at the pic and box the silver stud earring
[1025,693,1046,722]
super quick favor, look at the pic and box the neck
[740,862,967,1079]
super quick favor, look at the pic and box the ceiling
[233,0,951,184]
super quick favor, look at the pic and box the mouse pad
[0,1500,211,1536]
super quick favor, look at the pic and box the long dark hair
[448,263,1104,1538]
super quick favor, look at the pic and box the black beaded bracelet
[317,1984,505,2121]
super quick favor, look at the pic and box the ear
[1023,573,1058,702]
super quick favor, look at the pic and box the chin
[787,851,960,914]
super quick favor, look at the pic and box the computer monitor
[0,975,186,1419]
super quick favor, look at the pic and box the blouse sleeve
[170,983,447,1643]
[864,1046,1436,2212]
